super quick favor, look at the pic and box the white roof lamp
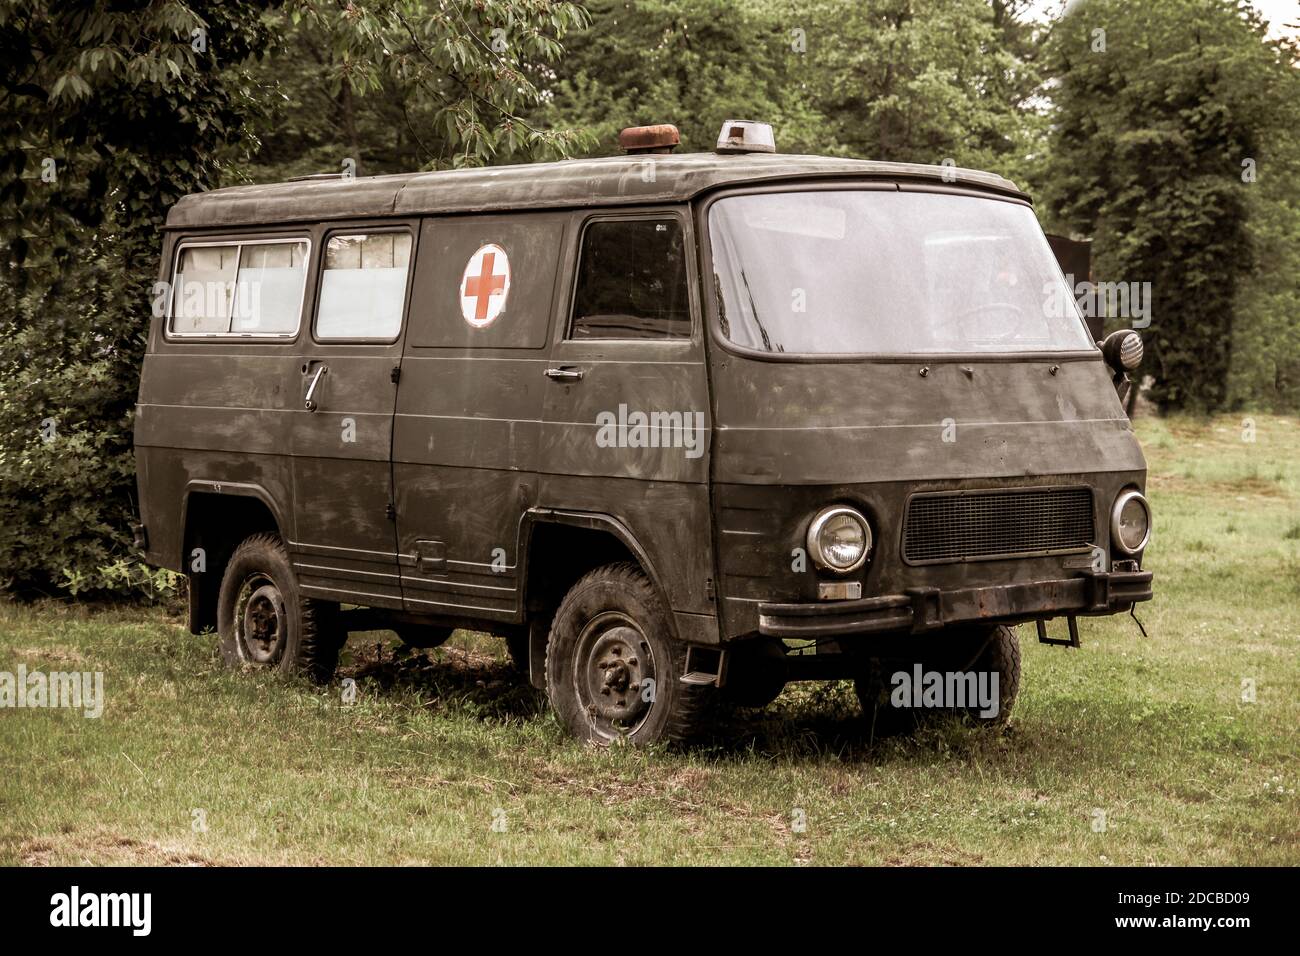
[715,120,776,154]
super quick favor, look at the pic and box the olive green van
[134,121,1153,744]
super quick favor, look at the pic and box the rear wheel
[545,562,713,745]
[854,624,1020,731]
[217,533,344,683]
[958,625,1020,723]
[719,637,788,708]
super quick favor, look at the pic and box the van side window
[315,232,412,340]
[231,242,307,334]
[570,218,691,340]
[169,239,308,336]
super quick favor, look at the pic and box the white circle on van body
[460,243,511,328]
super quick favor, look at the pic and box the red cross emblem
[460,244,510,328]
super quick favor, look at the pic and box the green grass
[2,414,1298,866]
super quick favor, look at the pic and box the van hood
[709,356,1145,485]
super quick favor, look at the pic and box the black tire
[961,625,1020,723]
[545,562,714,745]
[217,533,344,683]
[719,637,788,708]
[395,624,453,649]
[854,625,1021,730]
[854,655,919,737]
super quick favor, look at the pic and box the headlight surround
[807,505,872,573]
[1110,489,1151,555]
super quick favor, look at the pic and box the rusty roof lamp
[617,124,681,155]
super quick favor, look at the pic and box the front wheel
[217,533,345,683]
[545,562,713,745]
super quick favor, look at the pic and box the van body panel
[287,220,419,609]
[708,358,1143,485]
[392,212,564,619]
[135,347,301,573]
[532,474,716,615]
[538,350,709,482]
[535,206,715,619]
[288,345,403,608]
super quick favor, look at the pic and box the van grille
[903,487,1094,564]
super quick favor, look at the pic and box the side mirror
[1100,329,1143,375]
[1099,329,1143,411]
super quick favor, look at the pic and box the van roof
[165,152,1027,229]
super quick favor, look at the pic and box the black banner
[0,866,1280,942]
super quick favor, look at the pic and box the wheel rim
[573,611,657,740]
[235,575,287,665]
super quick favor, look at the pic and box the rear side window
[231,242,307,333]
[315,232,412,340]
[570,218,691,340]
[169,239,308,336]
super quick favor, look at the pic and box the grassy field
[1,414,1297,866]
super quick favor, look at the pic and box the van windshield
[708,190,1093,355]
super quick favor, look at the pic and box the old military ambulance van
[134,121,1153,744]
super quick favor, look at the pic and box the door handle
[544,366,585,382]
[304,364,328,411]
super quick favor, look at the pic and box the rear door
[290,222,417,608]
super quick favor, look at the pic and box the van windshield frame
[700,183,1100,364]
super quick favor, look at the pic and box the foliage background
[1,0,1297,597]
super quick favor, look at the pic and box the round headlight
[1110,490,1151,554]
[807,506,871,573]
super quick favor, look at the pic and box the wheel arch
[181,481,287,635]
[517,509,670,689]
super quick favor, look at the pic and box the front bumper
[756,569,1153,639]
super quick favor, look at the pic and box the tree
[536,0,824,155]
[0,0,272,596]
[798,0,1043,180]
[1225,25,1300,411]
[540,0,1043,182]
[242,0,589,178]
[0,0,590,597]
[1040,0,1291,412]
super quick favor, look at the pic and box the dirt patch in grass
[20,831,219,867]
[883,840,987,866]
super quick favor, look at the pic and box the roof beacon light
[618,124,681,155]
[715,120,776,154]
